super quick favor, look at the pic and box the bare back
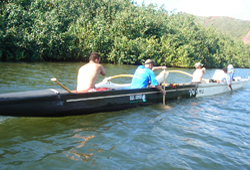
[77,61,105,91]
[192,68,205,83]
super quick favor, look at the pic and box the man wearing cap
[191,62,206,84]
[130,59,166,95]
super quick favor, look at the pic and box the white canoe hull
[196,76,250,97]
[96,72,250,98]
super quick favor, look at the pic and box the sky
[133,0,250,21]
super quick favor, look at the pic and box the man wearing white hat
[191,62,206,84]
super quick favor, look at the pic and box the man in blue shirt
[131,59,166,95]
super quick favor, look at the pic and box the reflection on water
[0,63,250,169]
[74,134,95,149]
[66,135,95,162]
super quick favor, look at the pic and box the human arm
[148,70,166,95]
[155,84,166,95]
[199,67,206,82]
[99,65,106,76]
[199,72,205,82]
[202,67,206,73]
[152,66,167,71]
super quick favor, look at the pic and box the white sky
[133,0,250,21]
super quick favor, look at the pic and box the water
[0,62,250,170]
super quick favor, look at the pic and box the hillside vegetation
[193,15,250,44]
[1,0,250,68]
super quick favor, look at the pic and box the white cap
[227,64,234,69]
[195,62,203,68]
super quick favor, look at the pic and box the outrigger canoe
[0,71,249,117]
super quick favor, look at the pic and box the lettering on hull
[197,88,204,94]
[130,94,146,103]
[189,89,197,97]
[189,88,204,97]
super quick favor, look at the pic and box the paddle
[163,69,166,105]
[51,78,72,93]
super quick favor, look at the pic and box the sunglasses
[145,62,154,65]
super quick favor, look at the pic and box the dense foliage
[1,0,250,68]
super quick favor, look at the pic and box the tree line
[1,0,250,68]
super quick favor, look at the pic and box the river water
[0,62,249,170]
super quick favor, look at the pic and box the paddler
[191,62,206,84]
[77,52,108,92]
[130,59,166,95]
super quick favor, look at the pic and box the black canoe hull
[0,84,197,117]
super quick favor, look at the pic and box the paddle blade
[51,78,57,82]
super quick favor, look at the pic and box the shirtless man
[77,52,107,92]
[191,62,206,84]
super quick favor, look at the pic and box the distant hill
[193,15,250,44]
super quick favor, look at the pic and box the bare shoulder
[96,63,104,69]
[79,62,96,71]
[96,63,102,67]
